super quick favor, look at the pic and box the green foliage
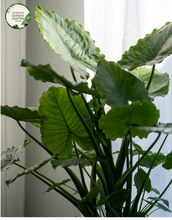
[1,140,30,172]
[1,5,172,217]
[118,22,172,70]
[35,6,104,78]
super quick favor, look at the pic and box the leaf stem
[16,120,53,156]
[130,134,168,216]
[73,141,88,193]
[66,88,116,193]
[146,65,155,91]
[83,167,119,217]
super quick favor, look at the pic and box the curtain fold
[84,0,172,217]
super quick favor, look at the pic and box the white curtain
[84,0,172,217]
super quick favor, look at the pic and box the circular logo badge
[5,3,31,29]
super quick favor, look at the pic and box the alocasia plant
[1,6,172,217]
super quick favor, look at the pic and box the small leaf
[107,189,130,208]
[51,155,109,169]
[6,154,56,186]
[148,197,169,208]
[151,187,160,195]
[134,168,151,193]
[118,22,172,70]
[82,187,98,202]
[99,100,159,140]
[131,66,170,99]
[21,59,101,97]
[162,151,172,170]
[1,140,30,172]
[44,179,71,193]
[96,60,151,107]
[35,6,104,78]
[1,105,48,125]
[144,199,172,213]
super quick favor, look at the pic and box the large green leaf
[131,66,170,99]
[118,22,172,70]
[162,151,172,170]
[1,105,48,126]
[35,6,104,78]
[1,140,30,172]
[96,60,151,107]
[21,59,101,97]
[51,155,109,169]
[134,168,151,193]
[38,86,94,159]
[99,100,159,140]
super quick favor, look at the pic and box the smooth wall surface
[1,0,26,217]
[25,0,84,217]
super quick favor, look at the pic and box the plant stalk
[146,64,155,91]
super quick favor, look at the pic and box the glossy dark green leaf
[1,140,30,172]
[1,105,48,125]
[107,189,130,208]
[99,100,159,140]
[131,66,170,99]
[35,6,104,78]
[118,22,172,70]
[96,60,151,107]
[162,151,172,170]
[51,155,109,168]
[38,86,94,159]
[134,168,151,193]
[21,59,101,97]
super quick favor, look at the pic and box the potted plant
[1,5,172,217]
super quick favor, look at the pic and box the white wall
[24,0,84,217]
[1,0,26,217]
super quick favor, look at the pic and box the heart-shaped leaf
[162,151,172,170]
[118,22,172,70]
[35,6,105,78]
[1,140,30,172]
[21,59,101,97]
[96,60,151,107]
[131,66,170,99]
[134,168,151,192]
[99,100,159,140]
[1,105,48,126]
[38,86,94,159]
